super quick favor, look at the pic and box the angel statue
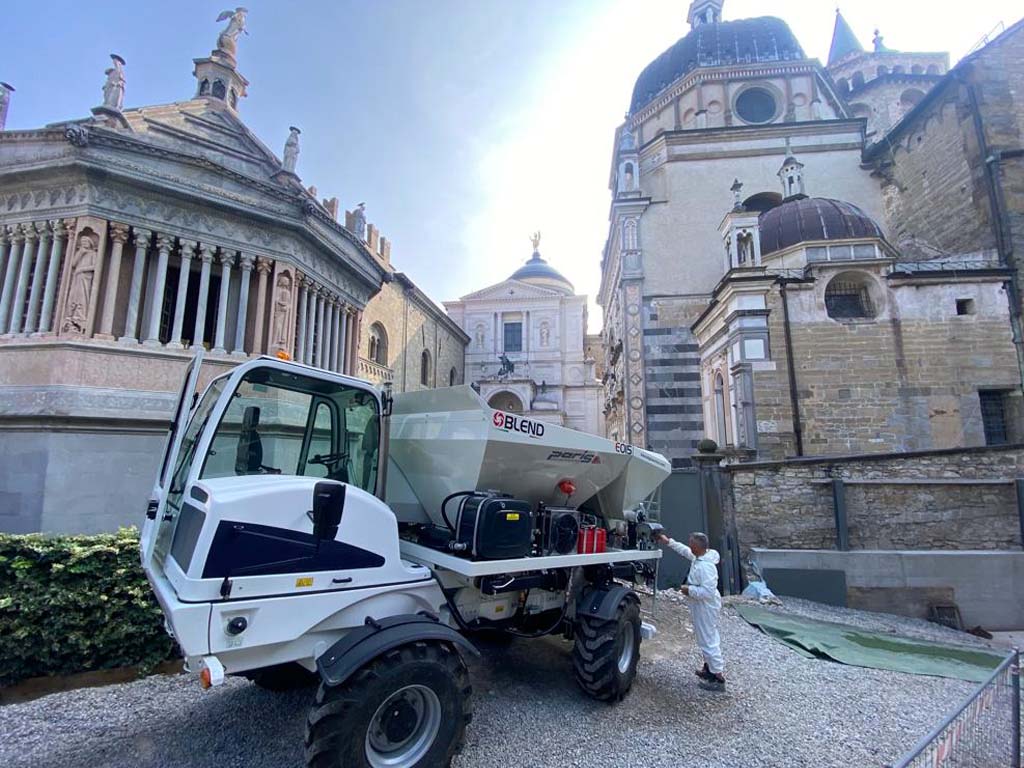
[216,7,249,58]
[530,231,541,252]
[101,54,126,111]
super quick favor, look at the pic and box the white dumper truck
[141,354,670,768]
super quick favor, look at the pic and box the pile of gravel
[0,595,979,768]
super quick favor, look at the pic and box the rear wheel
[572,597,641,702]
[305,641,472,768]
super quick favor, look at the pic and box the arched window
[488,391,524,413]
[199,79,210,96]
[851,71,865,89]
[876,65,889,77]
[229,89,238,108]
[900,89,926,111]
[368,322,388,365]
[212,80,227,99]
[836,78,850,95]
[713,373,728,446]
[420,350,431,386]
[825,272,879,320]
[449,367,458,386]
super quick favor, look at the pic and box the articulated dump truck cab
[142,354,670,768]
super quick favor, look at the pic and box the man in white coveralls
[656,531,726,691]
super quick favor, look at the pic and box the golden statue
[530,231,541,251]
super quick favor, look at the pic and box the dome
[758,197,886,255]
[629,17,805,115]
[510,250,574,294]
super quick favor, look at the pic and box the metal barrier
[890,649,1021,768]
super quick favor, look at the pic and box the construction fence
[889,649,1021,768]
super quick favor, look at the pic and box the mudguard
[576,584,640,622]
[317,613,479,687]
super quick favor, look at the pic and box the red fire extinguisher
[578,526,607,554]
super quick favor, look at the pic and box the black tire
[248,662,319,691]
[572,597,641,702]
[305,641,472,768]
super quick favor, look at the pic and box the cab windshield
[200,366,381,494]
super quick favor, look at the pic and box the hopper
[385,385,671,527]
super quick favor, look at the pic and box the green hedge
[0,527,177,687]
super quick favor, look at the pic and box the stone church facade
[599,1,1024,465]
[0,19,463,532]
[445,239,604,435]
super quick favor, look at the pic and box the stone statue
[498,353,515,378]
[62,231,100,334]
[102,55,126,111]
[352,202,367,240]
[215,7,249,58]
[539,322,550,347]
[474,324,485,349]
[0,82,14,132]
[283,126,300,173]
[530,231,541,251]
[271,272,293,348]
[738,232,754,264]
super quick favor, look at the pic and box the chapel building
[599,1,1024,465]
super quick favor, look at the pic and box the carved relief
[270,265,296,353]
[61,228,100,334]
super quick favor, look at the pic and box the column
[24,222,52,334]
[144,235,174,346]
[119,227,151,343]
[294,276,309,363]
[315,288,327,368]
[212,249,232,354]
[251,257,272,355]
[0,226,25,334]
[348,310,361,376]
[168,240,195,348]
[338,307,349,375]
[97,223,129,338]
[9,223,38,335]
[304,281,316,364]
[0,228,10,332]
[192,243,215,348]
[232,254,254,356]
[324,296,336,372]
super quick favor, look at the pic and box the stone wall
[724,444,1024,555]
[360,275,467,393]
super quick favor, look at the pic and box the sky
[2,0,1020,327]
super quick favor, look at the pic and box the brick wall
[724,445,1024,553]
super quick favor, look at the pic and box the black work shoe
[698,674,726,692]
[695,664,714,681]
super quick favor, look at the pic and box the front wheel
[305,641,472,768]
[572,597,641,702]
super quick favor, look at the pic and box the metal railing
[889,649,1021,768]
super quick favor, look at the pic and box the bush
[0,527,177,687]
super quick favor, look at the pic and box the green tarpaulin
[735,604,1006,683]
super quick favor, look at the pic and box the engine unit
[538,505,580,555]
[454,492,533,560]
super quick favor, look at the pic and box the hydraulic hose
[440,490,476,533]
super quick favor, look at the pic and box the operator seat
[235,406,264,475]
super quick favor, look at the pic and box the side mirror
[312,481,346,542]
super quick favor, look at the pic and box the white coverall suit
[667,539,724,675]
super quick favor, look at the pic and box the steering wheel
[308,451,348,468]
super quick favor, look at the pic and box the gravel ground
[0,595,988,768]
